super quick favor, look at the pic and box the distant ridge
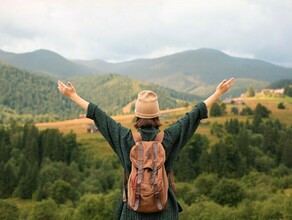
[76,48,292,96]
[76,48,292,83]
[1,48,291,97]
[0,49,97,77]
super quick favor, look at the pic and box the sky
[0,0,292,67]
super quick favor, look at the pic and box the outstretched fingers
[219,79,227,86]
[68,81,76,90]
[225,78,234,88]
[216,77,234,94]
[57,80,77,98]
[222,77,234,92]
[226,77,234,85]
[217,79,227,91]
[58,80,66,94]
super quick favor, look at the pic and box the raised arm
[57,80,89,111]
[204,78,234,108]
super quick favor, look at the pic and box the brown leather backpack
[123,131,169,213]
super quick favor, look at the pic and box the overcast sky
[1,0,292,67]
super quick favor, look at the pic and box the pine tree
[64,131,78,164]
[210,102,222,117]
[225,118,240,135]
[18,163,39,199]
[280,128,292,168]
[22,124,40,163]
[261,125,278,155]
[284,85,292,97]
[210,141,228,177]
[0,127,11,163]
[246,85,255,97]
[0,162,17,198]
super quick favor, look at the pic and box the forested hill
[267,79,292,89]
[0,62,199,123]
[69,74,200,115]
[0,62,80,120]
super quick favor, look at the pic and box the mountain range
[1,48,291,97]
[0,62,198,123]
[0,49,96,77]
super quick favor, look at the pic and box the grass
[242,96,292,123]
[36,96,292,160]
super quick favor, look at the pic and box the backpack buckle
[154,191,160,198]
[135,192,140,199]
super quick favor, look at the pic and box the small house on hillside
[223,98,244,105]
[87,124,98,133]
[79,114,86,118]
[261,88,285,96]
[223,98,233,104]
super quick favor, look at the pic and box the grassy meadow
[36,95,292,161]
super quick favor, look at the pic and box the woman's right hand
[215,78,234,96]
[203,77,234,108]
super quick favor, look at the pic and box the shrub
[231,106,239,115]
[284,195,292,220]
[194,173,219,197]
[51,179,79,204]
[258,196,284,220]
[76,194,105,220]
[240,106,253,116]
[29,198,58,220]
[0,200,19,220]
[180,200,236,220]
[175,182,198,205]
[277,102,286,109]
[211,178,245,206]
[254,103,270,118]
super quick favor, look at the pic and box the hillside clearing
[36,96,291,159]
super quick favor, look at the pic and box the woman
[58,77,234,220]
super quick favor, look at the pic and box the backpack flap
[130,140,166,170]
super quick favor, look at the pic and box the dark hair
[134,117,162,129]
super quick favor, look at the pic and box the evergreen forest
[1,101,292,220]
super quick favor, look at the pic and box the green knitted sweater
[86,101,208,220]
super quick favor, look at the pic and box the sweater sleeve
[86,102,132,157]
[163,101,208,154]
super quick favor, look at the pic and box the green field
[36,96,292,161]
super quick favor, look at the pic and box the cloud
[0,0,291,67]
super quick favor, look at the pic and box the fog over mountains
[1,48,291,97]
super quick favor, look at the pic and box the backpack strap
[169,169,177,194]
[155,131,164,143]
[122,172,128,202]
[132,131,142,142]
[152,141,163,211]
[133,141,144,211]
[150,142,158,184]
[123,132,142,203]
